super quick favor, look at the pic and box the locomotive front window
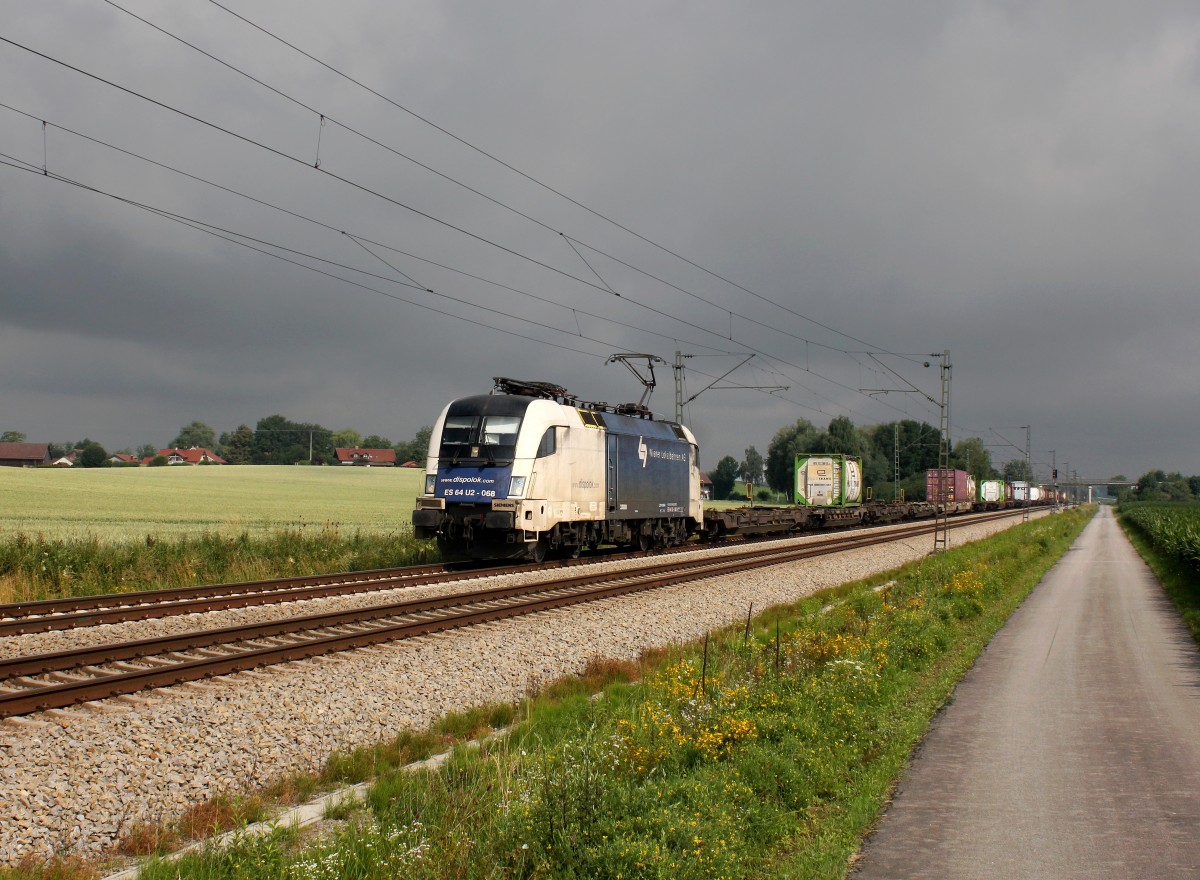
[439,416,477,460]
[438,412,522,463]
[481,415,521,445]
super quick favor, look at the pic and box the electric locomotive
[412,378,702,561]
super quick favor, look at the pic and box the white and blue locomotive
[412,378,703,561]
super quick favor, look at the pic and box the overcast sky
[3,1,1198,482]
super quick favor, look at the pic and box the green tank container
[794,454,864,507]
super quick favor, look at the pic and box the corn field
[1121,503,1200,570]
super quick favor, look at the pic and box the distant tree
[149,454,169,467]
[1106,475,1128,498]
[331,429,363,449]
[825,416,859,453]
[48,442,67,459]
[710,456,741,500]
[1003,459,1035,483]
[765,419,821,497]
[362,434,393,450]
[218,425,255,465]
[137,444,158,460]
[950,437,994,480]
[740,446,764,484]
[1,431,26,443]
[171,421,217,451]
[395,426,433,463]
[252,415,334,464]
[78,441,109,468]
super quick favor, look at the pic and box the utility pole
[671,350,786,426]
[673,351,692,424]
[933,349,952,553]
[1023,426,1032,522]
[894,423,900,502]
[1049,449,1058,509]
[859,350,948,548]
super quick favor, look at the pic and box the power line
[201,0,923,361]
[101,0,903,364]
[0,85,905,423]
[0,35,938,428]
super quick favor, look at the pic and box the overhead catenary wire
[0,154,618,361]
[202,0,920,362]
[0,32,941,429]
[0,100,745,361]
[2,151,820,419]
[0,89,903,425]
[100,0,896,363]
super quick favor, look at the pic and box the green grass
[0,466,424,541]
[0,467,432,603]
[101,506,1092,880]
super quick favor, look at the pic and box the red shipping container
[926,468,972,503]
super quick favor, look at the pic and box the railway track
[0,510,1025,720]
[0,557,595,636]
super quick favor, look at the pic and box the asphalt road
[852,506,1200,879]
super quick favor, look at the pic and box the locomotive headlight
[425,474,436,495]
[508,476,527,497]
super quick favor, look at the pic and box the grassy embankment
[1118,501,1200,646]
[17,506,1091,880]
[0,467,430,604]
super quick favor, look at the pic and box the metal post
[1050,449,1058,510]
[894,422,900,502]
[674,351,685,424]
[1021,426,1031,521]
[934,349,951,552]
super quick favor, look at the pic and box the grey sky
[2,1,1198,482]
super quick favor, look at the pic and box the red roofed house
[110,453,141,465]
[335,447,396,467]
[0,442,52,468]
[158,447,227,465]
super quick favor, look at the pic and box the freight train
[412,380,1055,560]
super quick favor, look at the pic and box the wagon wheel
[529,537,549,564]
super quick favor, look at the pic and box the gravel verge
[0,512,1044,865]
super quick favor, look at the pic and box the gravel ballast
[0,514,1044,864]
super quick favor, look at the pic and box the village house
[334,447,397,467]
[0,442,51,468]
[155,447,227,465]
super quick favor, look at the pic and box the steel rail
[0,548,647,636]
[0,510,1025,719]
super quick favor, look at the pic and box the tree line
[707,416,1039,502]
[1118,470,1200,503]
[1,421,432,467]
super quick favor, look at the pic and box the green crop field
[0,465,425,542]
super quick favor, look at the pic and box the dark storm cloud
[2,0,1199,478]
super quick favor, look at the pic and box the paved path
[852,507,1200,879]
